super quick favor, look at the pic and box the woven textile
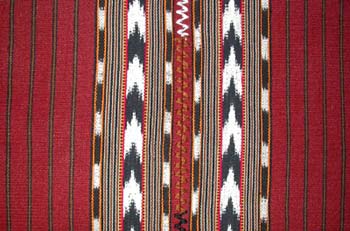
[0,0,349,230]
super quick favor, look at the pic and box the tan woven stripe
[199,0,221,230]
[145,0,165,229]
[102,0,126,229]
[243,0,261,230]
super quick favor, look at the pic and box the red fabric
[31,1,53,229]
[73,1,95,230]
[0,1,94,229]
[345,0,350,226]
[53,1,74,229]
[325,0,342,229]
[306,0,323,229]
[289,0,305,229]
[0,0,10,228]
[271,0,350,230]
[10,0,32,229]
[270,0,287,228]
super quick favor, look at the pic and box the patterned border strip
[145,0,165,229]
[259,0,270,230]
[198,0,222,230]
[171,0,193,229]
[240,0,246,230]
[121,0,148,230]
[91,0,107,230]
[101,0,126,229]
[162,0,173,230]
[243,0,261,230]
[220,0,244,230]
[190,0,201,229]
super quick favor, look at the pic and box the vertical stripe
[12,1,41,229]
[146,0,165,229]
[303,0,308,230]
[285,0,290,230]
[306,0,323,229]
[289,0,305,229]
[91,0,107,229]
[118,0,128,228]
[102,0,126,229]
[27,0,37,229]
[171,0,193,230]
[199,0,221,230]
[240,1,246,229]
[69,0,79,230]
[191,0,202,229]
[53,0,74,228]
[162,0,173,229]
[339,0,346,230]
[142,1,149,228]
[48,0,58,229]
[32,1,52,229]
[243,0,260,229]
[122,0,146,229]
[260,0,270,229]
[321,0,327,229]
[74,0,95,229]
[6,0,15,230]
[217,0,223,229]
[197,0,203,228]
[0,2,10,229]
[268,2,271,229]
[270,0,287,228]
[220,0,243,230]
[8,0,34,228]
[325,0,342,228]
[343,2,350,229]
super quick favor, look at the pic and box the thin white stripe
[165,62,172,85]
[260,198,268,221]
[194,134,201,160]
[98,8,105,30]
[261,36,269,61]
[163,214,169,231]
[93,164,100,188]
[192,189,199,215]
[166,11,172,32]
[97,60,104,84]
[163,162,170,186]
[194,26,201,51]
[261,0,269,10]
[93,218,100,231]
[164,111,172,134]
[194,79,201,103]
[261,142,269,167]
[94,112,102,136]
[261,88,269,112]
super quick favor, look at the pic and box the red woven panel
[0,1,94,229]
[271,0,350,230]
